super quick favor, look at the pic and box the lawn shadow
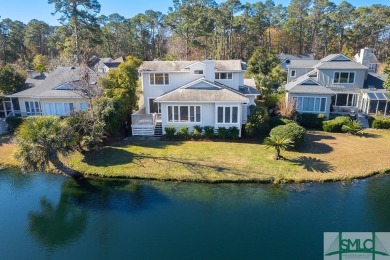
[82,147,135,167]
[288,156,335,173]
[359,132,382,139]
[299,133,334,154]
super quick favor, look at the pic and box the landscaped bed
[1,130,390,183]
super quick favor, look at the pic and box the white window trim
[333,71,355,84]
[194,70,204,75]
[25,100,42,116]
[149,73,170,86]
[295,96,327,113]
[167,105,202,123]
[148,97,161,114]
[215,72,233,81]
[216,105,240,124]
[43,102,75,116]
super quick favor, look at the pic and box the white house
[285,49,389,122]
[1,67,98,118]
[131,59,260,136]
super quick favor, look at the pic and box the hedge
[269,123,306,149]
[322,116,351,133]
[299,113,326,130]
[372,117,390,129]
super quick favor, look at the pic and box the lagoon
[0,170,389,259]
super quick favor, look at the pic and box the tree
[264,135,293,160]
[14,116,78,176]
[33,54,49,73]
[0,64,26,97]
[48,0,101,64]
[384,56,390,90]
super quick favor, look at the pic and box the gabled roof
[285,73,334,95]
[103,62,121,68]
[313,54,367,70]
[8,67,99,99]
[139,60,246,72]
[288,60,320,68]
[154,78,248,103]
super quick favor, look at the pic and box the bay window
[167,105,201,123]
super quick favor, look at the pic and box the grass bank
[1,130,390,183]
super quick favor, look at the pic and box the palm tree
[264,135,293,160]
[14,116,79,176]
[341,119,362,135]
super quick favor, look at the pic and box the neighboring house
[354,48,379,73]
[1,67,98,118]
[96,56,125,74]
[285,52,389,119]
[132,59,260,136]
[278,53,315,70]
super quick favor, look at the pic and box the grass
[1,130,390,183]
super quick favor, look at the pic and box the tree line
[0,0,389,69]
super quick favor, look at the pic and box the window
[334,94,357,107]
[369,64,375,71]
[291,70,296,77]
[167,105,201,123]
[295,97,326,113]
[44,102,74,116]
[150,73,169,85]
[333,72,355,84]
[215,72,233,80]
[80,102,89,111]
[25,101,41,116]
[194,70,203,74]
[217,106,239,123]
[149,99,161,114]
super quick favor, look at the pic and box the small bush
[246,105,265,137]
[299,113,326,130]
[270,123,306,149]
[164,125,176,138]
[322,116,351,133]
[218,127,227,139]
[192,125,203,138]
[177,126,189,138]
[341,120,363,135]
[204,126,214,139]
[269,116,295,129]
[228,126,239,139]
[5,116,23,132]
[264,93,283,108]
[372,117,390,129]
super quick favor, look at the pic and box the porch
[131,106,161,136]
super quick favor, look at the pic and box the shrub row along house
[285,48,388,124]
[132,59,260,136]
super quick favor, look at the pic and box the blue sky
[0,0,388,25]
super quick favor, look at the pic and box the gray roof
[8,67,99,99]
[363,73,387,89]
[139,60,246,72]
[278,53,314,61]
[314,61,368,70]
[155,79,248,103]
[288,84,334,95]
[104,62,121,68]
[288,60,320,68]
[243,78,256,88]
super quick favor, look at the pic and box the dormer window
[215,72,232,80]
[150,73,169,85]
[194,70,203,74]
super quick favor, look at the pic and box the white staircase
[0,119,8,134]
[357,113,370,128]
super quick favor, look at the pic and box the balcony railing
[131,113,157,126]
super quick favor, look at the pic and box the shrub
[372,117,390,129]
[244,122,257,137]
[164,125,176,138]
[341,120,363,135]
[228,126,239,139]
[5,116,23,132]
[177,126,189,138]
[299,113,326,130]
[269,123,306,149]
[264,93,283,108]
[192,125,203,138]
[322,116,351,133]
[246,105,265,137]
[204,126,214,139]
[269,116,295,129]
[218,127,227,139]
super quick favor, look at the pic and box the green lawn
[68,129,390,183]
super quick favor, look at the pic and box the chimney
[359,47,371,66]
[27,70,41,79]
[204,58,215,82]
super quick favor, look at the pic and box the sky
[0,0,388,25]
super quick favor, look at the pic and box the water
[0,170,389,259]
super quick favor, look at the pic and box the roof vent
[70,66,76,70]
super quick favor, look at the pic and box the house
[278,53,315,70]
[285,50,389,120]
[96,56,126,74]
[1,67,98,118]
[354,47,379,73]
[131,59,260,136]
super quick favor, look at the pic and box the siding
[287,68,313,82]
